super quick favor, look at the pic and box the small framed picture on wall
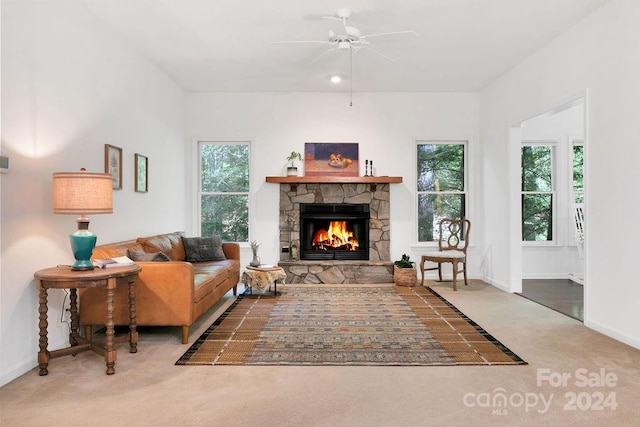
[135,153,148,193]
[104,144,122,190]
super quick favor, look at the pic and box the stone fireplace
[276,182,394,283]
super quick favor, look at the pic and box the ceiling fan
[271,8,418,63]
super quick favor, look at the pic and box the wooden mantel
[265,175,402,191]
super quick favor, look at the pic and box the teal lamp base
[70,219,97,271]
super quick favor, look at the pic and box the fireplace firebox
[300,203,370,260]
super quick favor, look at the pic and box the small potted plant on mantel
[286,151,303,176]
[394,254,417,287]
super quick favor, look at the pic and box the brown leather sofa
[79,232,240,344]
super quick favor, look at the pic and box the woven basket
[394,266,417,287]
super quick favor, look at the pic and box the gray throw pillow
[127,249,171,262]
[182,236,226,262]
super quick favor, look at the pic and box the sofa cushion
[209,259,240,278]
[183,236,226,262]
[127,249,171,262]
[192,264,228,302]
[137,232,186,261]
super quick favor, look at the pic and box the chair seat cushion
[422,250,466,259]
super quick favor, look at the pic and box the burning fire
[312,221,359,251]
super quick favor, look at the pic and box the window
[199,142,250,242]
[572,141,584,203]
[521,143,555,242]
[417,142,467,242]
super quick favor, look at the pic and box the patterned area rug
[176,284,526,366]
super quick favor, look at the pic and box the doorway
[514,96,586,321]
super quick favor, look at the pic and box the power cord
[59,289,71,333]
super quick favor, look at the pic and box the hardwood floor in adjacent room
[518,279,584,321]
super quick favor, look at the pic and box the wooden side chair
[420,218,471,291]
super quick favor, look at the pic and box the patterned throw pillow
[127,249,171,262]
[182,236,226,262]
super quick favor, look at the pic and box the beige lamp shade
[52,171,113,214]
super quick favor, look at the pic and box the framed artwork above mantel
[304,142,359,177]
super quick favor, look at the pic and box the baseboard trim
[481,276,510,292]
[0,358,36,387]
[585,319,640,350]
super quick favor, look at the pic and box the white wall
[480,0,640,348]
[0,1,186,385]
[186,92,480,274]
[521,103,584,279]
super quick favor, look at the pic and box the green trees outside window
[199,143,249,242]
[521,145,553,241]
[417,143,466,242]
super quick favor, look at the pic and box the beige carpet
[176,284,525,366]
[1,280,639,426]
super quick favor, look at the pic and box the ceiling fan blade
[310,47,337,65]
[270,40,331,45]
[360,30,418,40]
[303,12,331,21]
[361,46,395,62]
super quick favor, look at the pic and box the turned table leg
[37,283,50,376]
[128,278,138,353]
[69,288,80,346]
[105,278,116,375]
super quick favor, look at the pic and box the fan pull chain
[350,47,353,107]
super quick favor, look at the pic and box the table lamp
[53,169,113,270]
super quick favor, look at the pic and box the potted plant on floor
[394,254,417,287]
[286,151,303,176]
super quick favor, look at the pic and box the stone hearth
[279,260,394,284]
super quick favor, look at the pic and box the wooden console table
[34,264,141,375]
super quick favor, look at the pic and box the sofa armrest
[222,242,240,260]
[80,261,197,327]
[132,261,196,324]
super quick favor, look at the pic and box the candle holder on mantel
[364,159,374,177]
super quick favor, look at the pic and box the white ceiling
[83,0,609,93]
